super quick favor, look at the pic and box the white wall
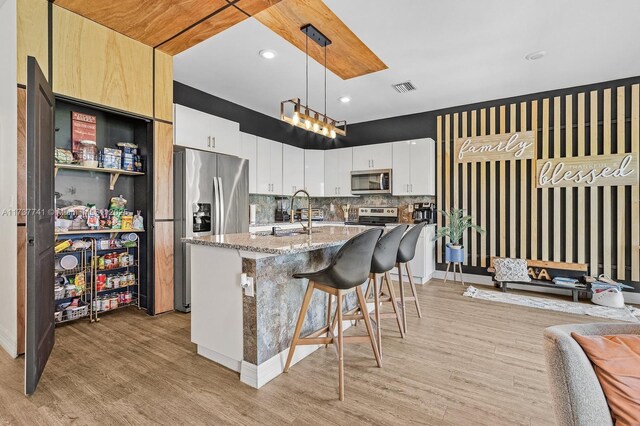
[0,0,18,357]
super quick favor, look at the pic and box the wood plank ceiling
[52,0,387,79]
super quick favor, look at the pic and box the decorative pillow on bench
[493,258,531,282]
[572,333,640,426]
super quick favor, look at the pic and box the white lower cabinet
[240,132,257,194]
[388,224,436,284]
[324,147,352,196]
[304,150,325,197]
[282,144,305,195]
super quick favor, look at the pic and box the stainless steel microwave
[350,169,392,195]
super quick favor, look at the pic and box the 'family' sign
[536,153,638,188]
[454,131,535,163]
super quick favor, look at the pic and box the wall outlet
[243,276,255,297]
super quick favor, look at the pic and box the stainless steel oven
[350,169,392,195]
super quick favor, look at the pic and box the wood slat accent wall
[436,82,640,289]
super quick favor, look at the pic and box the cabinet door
[304,150,325,196]
[154,221,174,314]
[324,149,340,196]
[255,137,272,194]
[174,104,212,151]
[269,140,283,195]
[426,138,436,195]
[369,143,393,169]
[408,139,432,195]
[240,133,257,194]
[352,145,372,170]
[210,114,240,157]
[282,144,305,194]
[337,148,353,196]
[392,141,412,195]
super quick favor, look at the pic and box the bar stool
[396,222,427,332]
[365,224,408,356]
[283,228,383,401]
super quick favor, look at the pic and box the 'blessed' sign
[536,153,639,188]
[455,131,535,163]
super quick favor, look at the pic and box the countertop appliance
[294,208,324,221]
[350,169,392,195]
[351,207,398,226]
[173,148,249,312]
[412,202,435,224]
[275,196,291,222]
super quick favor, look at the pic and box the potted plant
[433,208,485,263]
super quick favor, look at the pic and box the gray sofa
[543,323,640,426]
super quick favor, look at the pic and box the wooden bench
[488,258,590,302]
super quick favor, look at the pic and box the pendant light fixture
[280,24,346,138]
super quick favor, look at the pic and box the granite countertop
[249,221,346,228]
[183,225,374,255]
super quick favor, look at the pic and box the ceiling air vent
[392,81,417,93]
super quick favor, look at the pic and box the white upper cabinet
[304,150,325,197]
[392,140,412,195]
[352,143,393,170]
[282,144,305,195]
[173,104,240,157]
[256,137,283,195]
[325,147,353,197]
[240,132,257,194]
[392,138,436,195]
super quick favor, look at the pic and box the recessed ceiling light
[259,49,277,59]
[525,50,546,61]
[338,96,351,103]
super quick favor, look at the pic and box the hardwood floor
[0,280,617,425]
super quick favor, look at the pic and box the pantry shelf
[54,163,144,189]
[55,229,145,236]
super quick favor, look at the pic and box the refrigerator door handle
[218,177,225,234]
[213,177,220,234]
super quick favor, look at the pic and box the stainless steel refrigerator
[173,148,249,312]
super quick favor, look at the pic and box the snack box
[102,148,122,169]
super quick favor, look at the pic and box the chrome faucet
[290,189,312,235]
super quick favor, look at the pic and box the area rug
[463,286,640,323]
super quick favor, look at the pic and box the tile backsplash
[249,194,436,224]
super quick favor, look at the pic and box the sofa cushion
[571,333,640,426]
[493,258,531,282]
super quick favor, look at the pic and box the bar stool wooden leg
[405,262,422,318]
[284,282,315,373]
[384,271,405,338]
[397,263,408,333]
[325,293,333,348]
[355,286,382,368]
[372,274,382,356]
[336,291,344,401]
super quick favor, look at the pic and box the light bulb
[322,127,329,136]
[330,129,336,138]
[292,112,300,125]
[305,120,312,129]
[313,122,320,132]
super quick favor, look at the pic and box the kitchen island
[183,225,371,389]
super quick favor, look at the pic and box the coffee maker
[412,202,435,224]
[275,196,291,222]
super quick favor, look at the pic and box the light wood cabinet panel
[154,50,173,122]
[154,121,173,220]
[52,5,153,117]
[17,0,48,85]
[17,226,26,355]
[154,221,174,314]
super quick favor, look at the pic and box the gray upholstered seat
[543,323,640,426]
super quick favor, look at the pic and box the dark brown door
[25,56,55,395]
